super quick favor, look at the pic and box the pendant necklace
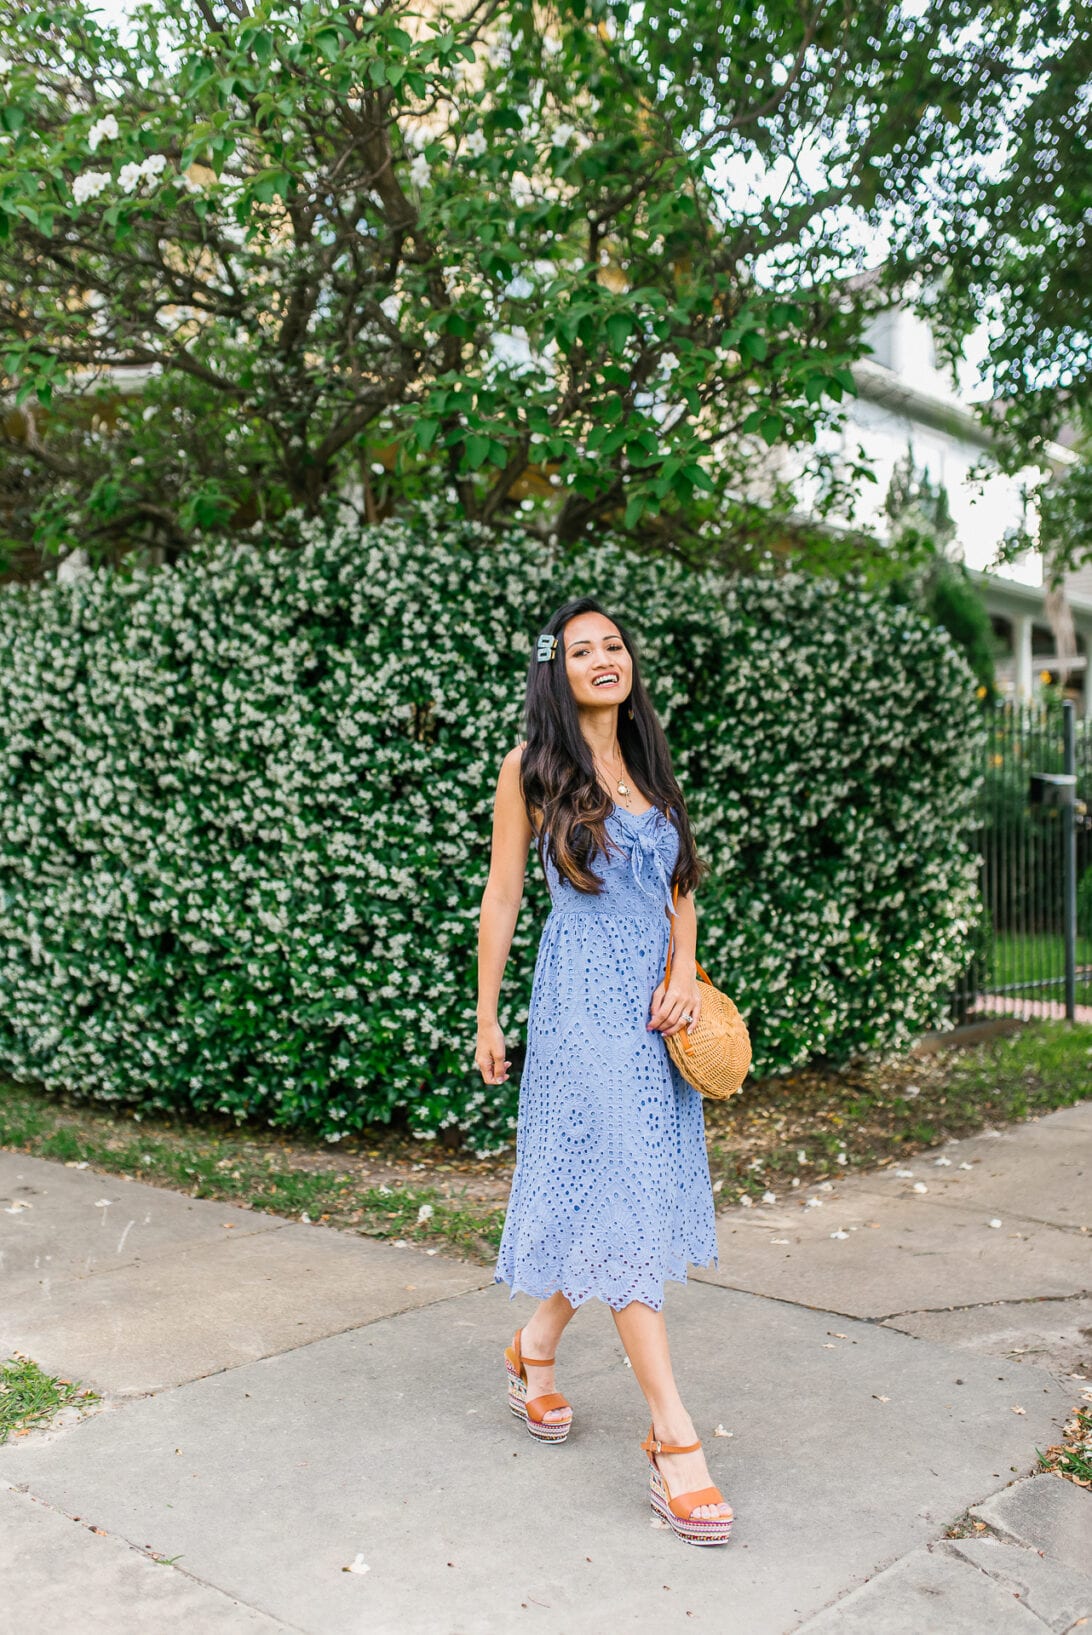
[595,750,632,807]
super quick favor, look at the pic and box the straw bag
[662,879,751,1100]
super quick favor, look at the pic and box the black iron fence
[951,698,1092,1025]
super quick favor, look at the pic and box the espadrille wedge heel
[641,1427,733,1546]
[504,1328,572,1443]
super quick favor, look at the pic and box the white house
[823,304,1092,716]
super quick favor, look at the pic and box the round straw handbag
[662,880,752,1100]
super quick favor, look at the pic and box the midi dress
[494,802,719,1312]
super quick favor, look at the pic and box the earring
[627,706,634,720]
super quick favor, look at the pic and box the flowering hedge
[0,504,984,1151]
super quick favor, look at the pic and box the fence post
[1063,699,1077,1022]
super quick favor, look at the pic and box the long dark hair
[519,596,707,899]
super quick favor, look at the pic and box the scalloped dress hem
[492,1247,720,1315]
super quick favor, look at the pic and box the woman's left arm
[647,889,702,1037]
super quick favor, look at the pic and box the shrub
[0,502,984,1150]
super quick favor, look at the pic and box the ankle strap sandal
[504,1328,572,1443]
[640,1425,733,1546]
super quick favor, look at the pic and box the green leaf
[315,29,341,62]
[414,420,440,452]
[463,434,490,469]
[606,313,632,355]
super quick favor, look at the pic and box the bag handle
[662,809,711,993]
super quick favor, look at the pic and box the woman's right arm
[474,745,535,1085]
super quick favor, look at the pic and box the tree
[0,0,1049,569]
[906,1,1092,576]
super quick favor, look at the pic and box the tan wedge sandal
[504,1329,573,1443]
[641,1426,733,1545]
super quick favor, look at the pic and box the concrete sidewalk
[1,1104,1089,1634]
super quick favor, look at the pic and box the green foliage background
[0,504,984,1150]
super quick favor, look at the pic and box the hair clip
[536,632,557,662]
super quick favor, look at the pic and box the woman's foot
[518,1323,572,1430]
[649,1417,732,1521]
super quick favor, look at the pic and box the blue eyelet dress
[494,803,719,1312]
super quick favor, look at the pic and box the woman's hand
[475,1023,511,1084]
[647,973,703,1037]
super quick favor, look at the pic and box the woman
[474,596,733,1547]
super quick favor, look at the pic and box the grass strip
[0,1089,505,1261]
[0,1354,98,1444]
[0,1020,1088,1259]
[702,1018,1092,1203]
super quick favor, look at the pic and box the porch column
[1012,612,1033,702]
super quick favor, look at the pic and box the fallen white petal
[804,1197,822,1208]
[959,1162,973,1170]
[94,1199,112,1208]
[739,1195,753,1208]
[713,1424,732,1437]
[934,1157,952,1166]
[343,1554,370,1575]
[895,1169,914,1179]
[416,1203,433,1224]
[770,1237,790,1244]
[300,1211,311,1223]
[762,1191,777,1204]
[913,1182,928,1194]
[818,1181,834,1192]
[988,1218,1002,1229]
[830,1229,849,1240]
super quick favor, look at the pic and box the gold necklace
[594,749,632,805]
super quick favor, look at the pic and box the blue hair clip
[536,632,557,662]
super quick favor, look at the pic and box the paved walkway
[2,1103,1090,1634]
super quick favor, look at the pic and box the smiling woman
[474,595,734,1547]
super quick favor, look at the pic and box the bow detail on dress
[628,825,678,917]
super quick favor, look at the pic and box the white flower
[73,170,110,205]
[761,1190,776,1204]
[118,154,168,194]
[416,1202,433,1224]
[87,114,119,152]
[551,122,575,147]
[407,152,431,190]
[464,129,487,157]
[836,1151,847,1165]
